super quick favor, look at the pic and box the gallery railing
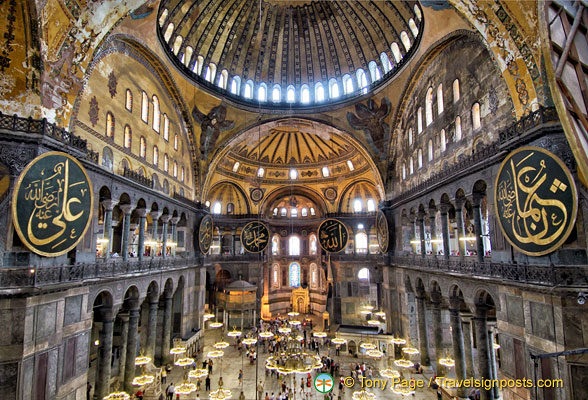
[390,255,588,287]
[0,257,199,289]
[123,167,153,188]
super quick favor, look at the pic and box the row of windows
[271,231,371,256]
[105,111,179,152]
[231,160,355,178]
[160,7,421,104]
[125,89,177,145]
[272,264,369,289]
[272,207,317,217]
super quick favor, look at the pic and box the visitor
[166,383,175,400]
[205,376,211,391]
[161,368,167,384]
[136,389,143,400]
[238,369,243,385]
[257,381,264,400]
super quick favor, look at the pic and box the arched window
[417,107,423,133]
[125,89,133,111]
[402,162,406,180]
[315,83,325,102]
[141,91,149,122]
[102,147,113,170]
[301,85,310,103]
[181,167,185,182]
[425,87,433,126]
[257,167,265,177]
[164,23,174,42]
[212,202,221,214]
[152,95,160,132]
[287,85,295,102]
[289,169,297,180]
[244,80,254,99]
[140,137,146,158]
[232,161,240,172]
[124,125,131,149]
[172,35,183,55]
[322,166,330,177]
[272,264,279,287]
[194,55,204,75]
[280,207,287,216]
[272,235,279,255]
[291,208,298,218]
[367,199,376,212]
[272,84,281,102]
[455,116,462,141]
[354,199,362,212]
[226,203,234,214]
[289,236,300,256]
[301,208,308,217]
[159,9,168,27]
[273,208,278,216]
[437,84,444,114]
[289,262,300,287]
[380,53,393,73]
[309,234,317,255]
[453,79,460,103]
[153,146,159,167]
[205,63,217,83]
[164,154,169,172]
[347,160,354,171]
[408,128,413,145]
[183,46,193,66]
[428,139,433,161]
[414,4,422,20]
[105,112,115,138]
[400,31,411,51]
[355,232,368,253]
[391,43,402,63]
[310,207,316,216]
[358,267,370,281]
[310,263,318,287]
[409,18,419,37]
[440,129,446,152]
[472,102,481,130]
[343,74,353,94]
[356,69,368,93]
[329,79,340,99]
[258,83,267,101]
[163,114,169,141]
[218,69,229,89]
[230,76,241,95]
[417,149,423,168]
[409,157,414,174]
[368,61,381,82]
[173,161,178,178]
[174,134,178,151]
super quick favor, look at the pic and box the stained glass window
[289,262,300,288]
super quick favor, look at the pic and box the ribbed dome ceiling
[158,0,423,108]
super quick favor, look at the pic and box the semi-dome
[157,0,423,110]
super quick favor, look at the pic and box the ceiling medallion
[250,187,264,203]
[323,187,337,202]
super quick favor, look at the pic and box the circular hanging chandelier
[278,327,292,334]
[439,358,455,367]
[313,331,327,338]
[391,337,407,345]
[209,321,223,328]
[287,311,299,317]
[175,357,195,367]
[391,385,415,396]
[394,359,414,368]
[176,382,197,395]
[227,328,242,337]
[402,346,419,355]
[265,333,322,375]
[360,342,376,351]
[331,337,347,345]
[374,310,386,318]
[379,368,400,379]
[203,313,215,321]
[493,343,501,349]
[360,309,372,315]
[259,331,274,339]
[366,319,380,326]
[209,388,232,400]
[170,346,186,355]
[134,356,151,365]
[288,320,301,326]
[103,391,130,400]
[361,305,375,311]
[132,375,155,386]
[189,369,209,379]
[351,390,377,400]
[366,349,384,358]
[207,350,224,358]
[214,340,230,349]
[242,338,258,346]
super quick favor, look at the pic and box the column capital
[408,214,417,223]
[136,208,148,218]
[95,305,116,322]
[417,210,426,220]
[101,199,119,211]
[474,304,490,319]
[448,296,463,310]
[430,291,443,304]
[472,193,485,206]
[455,197,466,209]
[160,214,172,223]
[439,203,451,214]
[170,216,180,225]
[120,204,134,215]
[150,211,162,220]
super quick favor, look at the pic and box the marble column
[462,315,475,379]
[488,324,500,399]
[440,204,451,260]
[417,211,426,258]
[150,211,161,258]
[429,207,437,257]
[473,305,492,400]
[161,294,173,365]
[430,295,445,376]
[472,195,485,263]
[455,200,466,259]
[101,200,118,259]
[146,300,159,358]
[449,298,467,398]
[409,215,417,255]
[136,208,148,262]
[120,205,134,262]
[124,305,141,393]
[160,214,171,259]
[171,216,180,257]
[118,312,129,381]
[416,295,431,366]
[95,306,115,400]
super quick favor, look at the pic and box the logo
[314,373,334,394]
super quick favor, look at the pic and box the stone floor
[161,327,443,400]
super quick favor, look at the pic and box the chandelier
[391,385,415,396]
[103,391,130,400]
[360,309,372,315]
[209,388,232,400]
[259,331,274,339]
[214,340,230,349]
[265,333,322,375]
[313,331,327,338]
[242,338,258,346]
[227,328,242,337]
[391,337,406,345]
[360,342,376,351]
[331,337,347,345]
[366,349,384,358]
[402,346,419,355]
[366,319,380,326]
[493,343,501,349]
[207,350,224,358]
[176,382,197,395]
[379,368,400,379]
[288,320,301,326]
[134,355,151,366]
[175,357,195,367]
[374,310,386,318]
[209,321,223,328]
[278,327,292,334]
[287,311,299,317]
[439,358,455,367]
[170,346,186,355]
[189,369,209,379]
[132,375,155,386]
[394,359,414,368]
[351,390,377,400]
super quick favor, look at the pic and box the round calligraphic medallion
[241,221,270,253]
[250,188,264,202]
[12,151,94,257]
[376,210,389,253]
[494,146,577,256]
[198,214,214,254]
[318,218,348,253]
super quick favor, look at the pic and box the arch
[391,42,402,63]
[125,89,133,111]
[140,136,146,157]
[440,129,446,152]
[153,145,159,166]
[343,74,354,95]
[368,61,381,82]
[328,78,340,99]
[380,52,393,73]
[194,55,205,75]
[141,91,149,122]
[437,83,444,114]
[105,111,115,138]
[455,116,462,141]
[409,18,419,37]
[272,234,280,255]
[315,82,325,102]
[400,31,411,51]
[428,139,433,161]
[338,180,381,213]
[163,114,169,141]
[272,84,281,102]
[472,102,481,130]
[159,9,169,27]
[356,68,368,92]
[417,148,423,168]
[205,63,217,83]
[218,69,229,89]
[425,87,433,126]
[102,147,113,170]
[230,75,241,95]
[289,236,300,256]
[163,23,174,42]
[172,35,183,55]
[124,125,132,149]
[258,83,267,101]
[408,128,413,145]
[183,46,193,66]
[259,185,328,217]
[300,84,310,103]
[309,234,318,255]
[417,107,423,133]
[152,95,160,132]
[358,267,370,281]
[207,181,251,214]
[453,78,460,103]
[286,85,295,102]
[355,231,368,253]
[244,79,254,99]
[289,262,301,287]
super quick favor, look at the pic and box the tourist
[205,376,211,391]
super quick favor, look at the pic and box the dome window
[315,83,325,102]
[232,161,240,172]
[301,85,310,104]
[258,83,267,101]
[290,169,297,180]
[322,166,330,177]
[329,78,340,98]
[310,207,316,216]
[287,85,295,102]
[301,208,308,217]
[380,53,392,73]
[281,207,287,216]
[291,208,298,218]
[367,199,376,212]
[257,167,265,177]
[347,160,354,171]
[244,80,254,99]
[231,76,241,95]
[354,199,362,212]
[272,85,281,102]
[343,74,353,94]
[212,202,222,214]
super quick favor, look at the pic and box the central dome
[157,0,423,109]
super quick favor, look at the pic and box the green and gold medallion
[198,214,214,254]
[241,221,269,253]
[318,218,348,253]
[376,210,389,253]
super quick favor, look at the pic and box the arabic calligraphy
[12,152,94,257]
[494,146,577,256]
[376,211,389,253]
[199,214,214,254]
[318,219,348,253]
[241,221,270,253]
